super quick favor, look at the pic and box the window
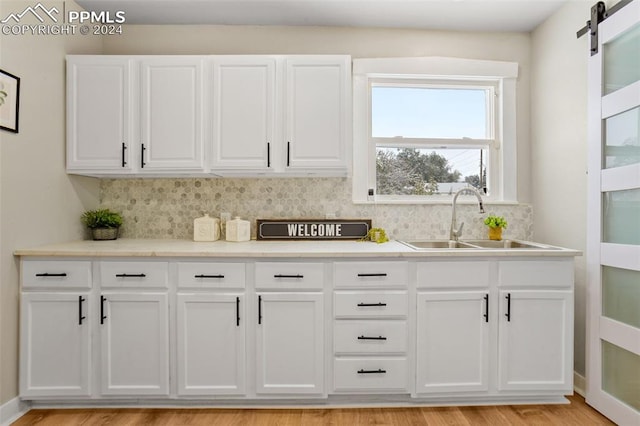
[352,57,518,203]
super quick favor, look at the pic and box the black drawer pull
[357,369,386,374]
[357,273,387,277]
[194,274,225,279]
[78,296,86,325]
[258,295,262,325]
[357,302,387,307]
[357,335,387,341]
[100,295,107,324]
[274,274,304,279]
[35,273,67,277]
[236,297,240,327]
[115,273,146,278]
[505,293,511,322]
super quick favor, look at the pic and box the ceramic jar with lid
[193,214,220,242]
[226,217,250,242]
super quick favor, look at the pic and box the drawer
[334,291,407,318]
[498,260,574,288]
[333,358,408,392]
[22,260,92,289]
[255,262,324,290]
[100,261,169,288]
[177,262,245,288]
[334,321,407,354]
[417,261,490,288]
[334,261,408,288]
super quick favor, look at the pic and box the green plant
[81,209,123,229]
[484,215,507,229]
[360,227,389,244]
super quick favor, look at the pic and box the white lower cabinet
[176,293,245,396]
[20,292,91,397]
[497,289,573,392]
[416,291,490,394]
[256,292,324,395]
[100,292,170,396]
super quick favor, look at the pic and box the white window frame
[352,57,519,204]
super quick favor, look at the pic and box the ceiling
[75,0,570,32]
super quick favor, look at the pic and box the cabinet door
[498,290,573,392]
[176,293,245,396]
[100,292,169,396]
[67,56,131,172]
[211,57,276,171]
[284,57,350,171]
[139,57,204,171]
[256,292,324,395]
[416,291,490,394]
[20,293,91,397]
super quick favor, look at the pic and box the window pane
[604,106,640,169]
[602,340,640,411]
[376,148,487,196]
[603,189,640,245]
[602,266,640,328]
[371,87,487,139]
[604,23,640,95]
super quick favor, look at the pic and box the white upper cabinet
[139,57,205,172]
[284,57,351,173]
[67,56,132,173]
[66,54,351,177]
[210,57,276,172]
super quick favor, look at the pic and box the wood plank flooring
[13,395,614,425]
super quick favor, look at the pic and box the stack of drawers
[332,261,409,393]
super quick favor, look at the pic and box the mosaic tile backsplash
[100,178,533,241]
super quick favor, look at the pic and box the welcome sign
[256,219,372,240]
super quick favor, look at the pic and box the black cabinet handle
[78,296,86,325]
[273,274,304,279]
[357,273,388,277]
[357,302,387,307]
[115,273,146,278]
[100,295,107,324]
[357,369,386,374]
[194,274,224,279]
[287,141,290,167]
[258,295,262,325]
[357,335,387,341]
[122,142,127,167]
[267,142,271,168]
[141,143,146,168]
[35,273,67,277]
[236,296,240,327]
[483,294,489,323]
[505,293,511,322]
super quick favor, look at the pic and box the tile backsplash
[100,178,533,241]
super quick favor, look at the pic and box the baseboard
[574,371,586,397]
[0,397,30,426]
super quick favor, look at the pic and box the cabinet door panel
[140,58,204,171]
[256,292,324,395]
[67,57,131,172]
[284,57,350,170]
[416,291,489,394]
[100,293,169,396]
[211,57,275,170]
[20,293,90,397]
[177,294,245,395]
[498,290,573,391]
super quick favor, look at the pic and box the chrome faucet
[450,187,485,241]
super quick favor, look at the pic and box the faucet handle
[454,222,464,238]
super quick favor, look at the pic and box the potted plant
[484,215,507,241]
[81,208,123,240]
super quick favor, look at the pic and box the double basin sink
[400,239,559,251]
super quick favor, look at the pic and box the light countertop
[14,239,581,258]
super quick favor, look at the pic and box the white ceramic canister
[193,214,220,242]
[226,216,250,242]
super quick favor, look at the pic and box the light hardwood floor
[13,395,614,425]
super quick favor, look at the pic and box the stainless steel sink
[400,240,478,249]
[462,239,557,249]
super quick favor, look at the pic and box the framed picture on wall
[0,69,20,133]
